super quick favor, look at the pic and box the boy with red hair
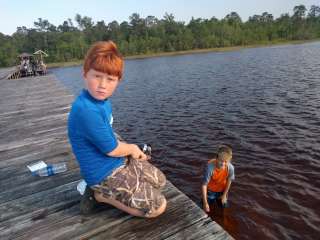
[68,41,166,218]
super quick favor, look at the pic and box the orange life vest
[207,160,229,192]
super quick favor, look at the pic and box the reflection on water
[53,41,320,240]
[208,204,239,238]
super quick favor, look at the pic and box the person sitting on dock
[68,41,167,218]
[202,145,235,213]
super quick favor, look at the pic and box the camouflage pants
[92,158,166,217]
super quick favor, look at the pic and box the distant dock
[0,70,233,239]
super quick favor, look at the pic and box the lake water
[52,42,320,240]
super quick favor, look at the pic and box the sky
[1,0,319,35]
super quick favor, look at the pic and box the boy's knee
[94,191,105,203]
[146,197,167,218]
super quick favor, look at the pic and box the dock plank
[0,73,233,239]
[0,67,16,80]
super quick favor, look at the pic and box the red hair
[83,41,124,80]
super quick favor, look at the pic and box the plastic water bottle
[35,163,67,176]
[77,179,87,195]
[139,144,152,156]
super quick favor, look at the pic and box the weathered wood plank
[0,88,72,102]
[0,126,67,146]
[0,151,75,186]
[0,181,80,223]
[0,181,179,239]
[0,104,70,119]
[0,96,73,113]
[0,67,16,80]
[0,166,80,204]
[0,140,71,168]
[87,196,205,240]
[0,106,70,122]
[0,117,68,145]
[0,202,81,240]
[85,184,232,240]
[0,182,183,240]
[165,217,232,240]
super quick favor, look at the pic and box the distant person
[68,41,167,218]
[202,145,235,213]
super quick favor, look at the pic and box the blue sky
[1,0,319,35]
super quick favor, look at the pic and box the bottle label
[47,165,54,176]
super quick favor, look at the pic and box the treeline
[0,5,320,67]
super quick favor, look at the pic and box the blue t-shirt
[68,89,125,186]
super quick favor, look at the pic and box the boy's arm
[221,179,232,204]
[108,140,148,161]
[221,162,235,203]
[202,162,214,213]
[202,184,210,212]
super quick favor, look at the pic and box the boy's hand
[221,194,227,205]
[203,201,210,213]
[131,144,149,161]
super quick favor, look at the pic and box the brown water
[53,41,320,240]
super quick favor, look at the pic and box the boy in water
[202,145,235,213]
[68,41,167,218]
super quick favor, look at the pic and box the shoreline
[33,38,320,69]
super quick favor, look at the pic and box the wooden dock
[0,67,16,80]
[0,72,233,239]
